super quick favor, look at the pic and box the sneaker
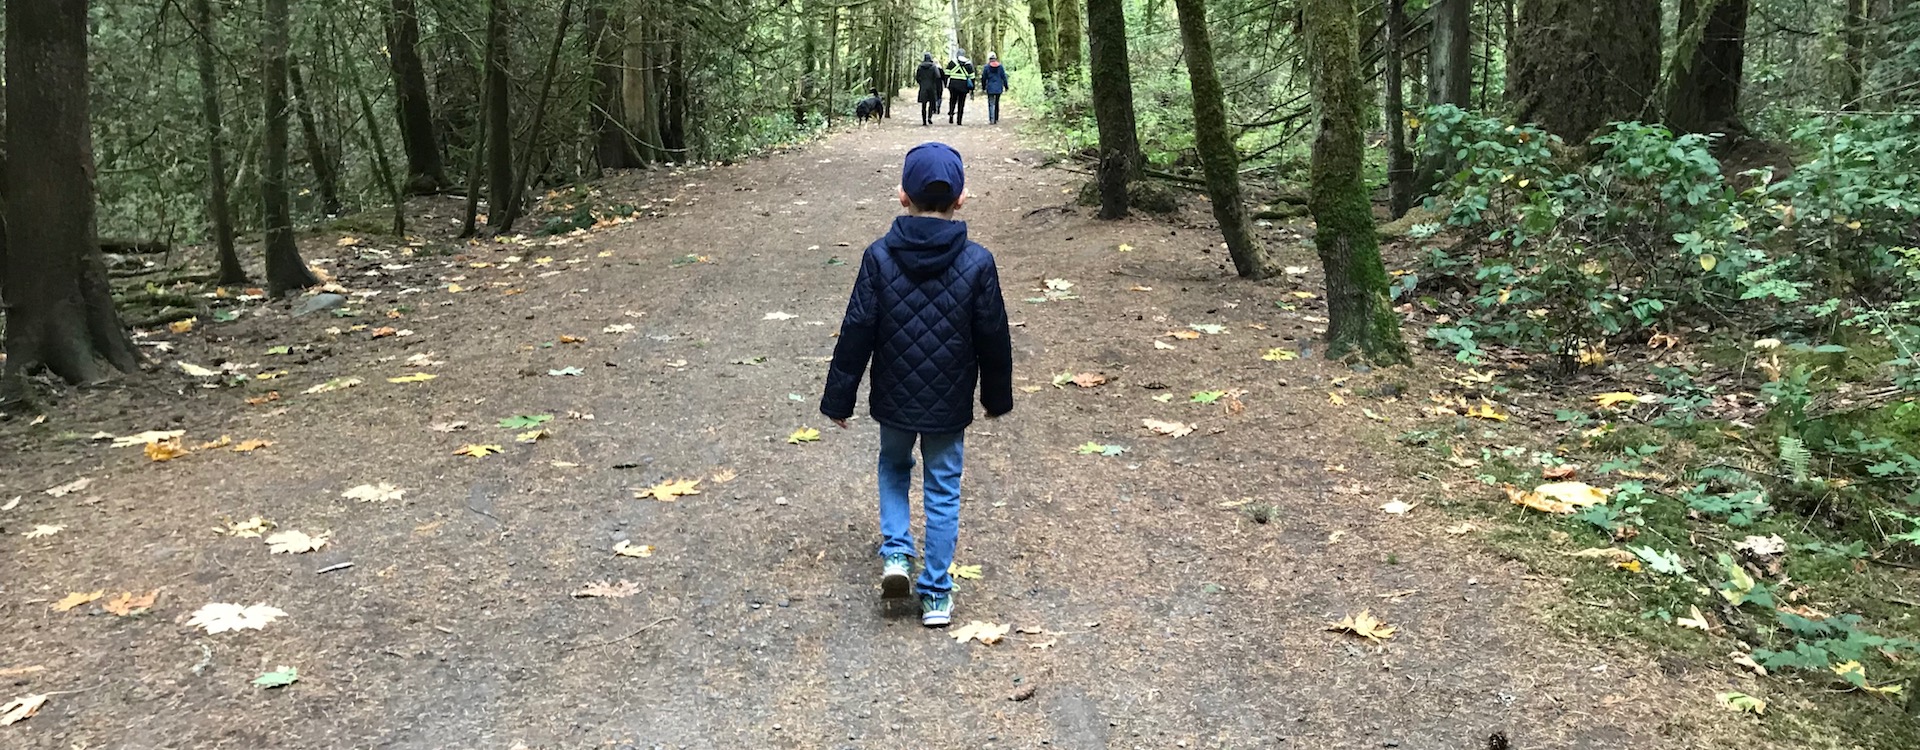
[881,553,912,599]
[920,592,954,627]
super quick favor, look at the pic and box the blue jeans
[986,94,1001,123]
[877,425,964,594]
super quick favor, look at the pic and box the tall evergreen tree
[1084,0,1140,219]
[1510,0,1662,140]
[1172,0,1273,279]
[261,0,320,296]
[386,0,447,193]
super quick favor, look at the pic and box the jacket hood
[883,215,969,280]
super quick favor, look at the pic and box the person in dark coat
[980,52,1009,125]
[821,142,1013,628]
[945,54,977,125]
[914,53,943,126]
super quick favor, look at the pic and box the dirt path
[3,104,1766,749]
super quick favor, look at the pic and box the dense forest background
[4,0,1920,730]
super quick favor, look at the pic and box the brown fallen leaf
[265,530,328,554]
[573,580,640,598]
[232,439,274,453]
[1166,330,1201,340]
[1141,418,1195,438]
[193,435,233,451]
[1505,481,1609,514]
[1327,609,1397,642]
[1010,684,1038,701]
[51,590,105,612]
[145,439,188,462]
[710,469,738,484]
[637,478,701,502]
[370,326,399,338]
[949,620,1011,645]
[1541,465,1578,480]
[1070,372,1107,388]
[1,693,49,725]
[104,590,160,617]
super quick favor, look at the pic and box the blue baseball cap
[902,142,965,206]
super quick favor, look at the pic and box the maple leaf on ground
[232,439,274,453]
[1592,392,1647,409]
[1167,330,1202,340]
[303,377,363,395]
[1506,481,1610,514]
[498,414,555,430]
[110,430,185,448]
[1541,464,1578,480]
[949,564,983,580]
[1328,391,1347,406]
[454,444,504,458]
[557,335,587,344]
[950,620,1011,645]
[253,666,300,689]
[104,590,159,617]
[341,485,405,502]
[1141,419,1195,438]
[1188,323,1228,335]
[193,435,233,451]
[710,469,738,484]
[1,694,49,726]
[44,478,93,497]
[1070,372,1107,388]
[214,516,273,537]
[187,602,287,634]
[1716,691,1766,715]
[1327,610,1397,642]
[1464,403,1510,421]
[1564,547,1639,565]
[613,540,656,558]
[24,524,66,539]
[387,373,437,384]
[1380,500,1416,515]
[51,590,105,612]
[1262,348,1300,362]
[370,326,399,339]
[638,478,702,502]
[788,427,822,444]
[266,530,329,554]
[1191,390,1226,404]
[145,439,189,462]
[572,579,640,598]
[429,421,470,433]
[515,429,549,443]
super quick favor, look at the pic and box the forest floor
[0,102,1816,749]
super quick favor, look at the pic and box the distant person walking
[945,53,977,125]
[980,52,1009,125]
[914,53,943,126]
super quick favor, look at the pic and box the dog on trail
[854,90,884,123]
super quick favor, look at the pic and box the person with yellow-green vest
[944,52,977,125]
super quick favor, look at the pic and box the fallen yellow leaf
[638,478,702,502]
[1505,481,1609,514]
[1592,392,1644,409]
[265,530,329,554]
[613,540,656,558]
[51,590,105,612]
[387,373,437,384]
[232,439,274,452]
[146,439,188,462]
[1327,609,1396,642]
[950,620,1011,645]
[169,318,196,334]
[104,590,159,616]
[788,427,822,444]
[453,444,504,458]
[1464,403,1509,421]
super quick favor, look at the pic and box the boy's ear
[898,187,912,208]
[953,191,968,211]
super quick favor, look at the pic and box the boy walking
[821,142,1014,627]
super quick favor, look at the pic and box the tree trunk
[1384,0,1414,218]
[1841,0,1867,109]
[288,58,343,216]
[496,0,574,234]
[587,2,640,171]
[483,0,514,229]
[261,0,319,297]
[1085,0,1140,219]
[1303,0,1411,365]
[624,17,662,162]
[190,0,248,286]
[354,77,406,237]
[1172,0,1274,279]
[828,6,842,125]
[1054,0,1084,87]
[1420,0,1472,192]
[3,0,141,385]
[386,0,447,194]
[1663,0,1748,136]
[663,28,689,155]
[1026,0,1059,84]
[1509,0,1662,141]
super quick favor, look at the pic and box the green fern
[1778,436,1812,483]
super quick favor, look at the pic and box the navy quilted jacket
[821,216,1014,433]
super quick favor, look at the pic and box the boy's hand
[832,418,850,429]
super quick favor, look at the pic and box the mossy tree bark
[1663,0,1749,137]
[587,1,642,170]
[1171,0,1273,279]
[385,0,448,193]
[1084,0,1141,220]
[1053,0,1083,87]
[288,58,344,216]
[1509,0,1661,141]
[483,0,515,230]
[1025,0,1058,85]
[1383,0,1414,218]
[1303,0,1411,365]
[190,0,248,286]
[261,0,321,297]
[3,0,141,385]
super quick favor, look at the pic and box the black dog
[854,90,884,123]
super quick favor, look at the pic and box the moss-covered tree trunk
[1026,0,1058,84]
[261,0,320,297]
[1383,0,1414,218]
[386,0,447,193]
[191,0,248,286]
[1054,0,1083,87]
[287,58,343,216]
[587,1,641,170]
[1303,0,1411,365]
[1663,0,1749,136]
[3,0,141,387]
[1084,0,1139,220]
[1509,0,1661,141]
[1171,0,1273,279]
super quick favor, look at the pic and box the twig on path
[315,562,354,575]
[565,615,677,652]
